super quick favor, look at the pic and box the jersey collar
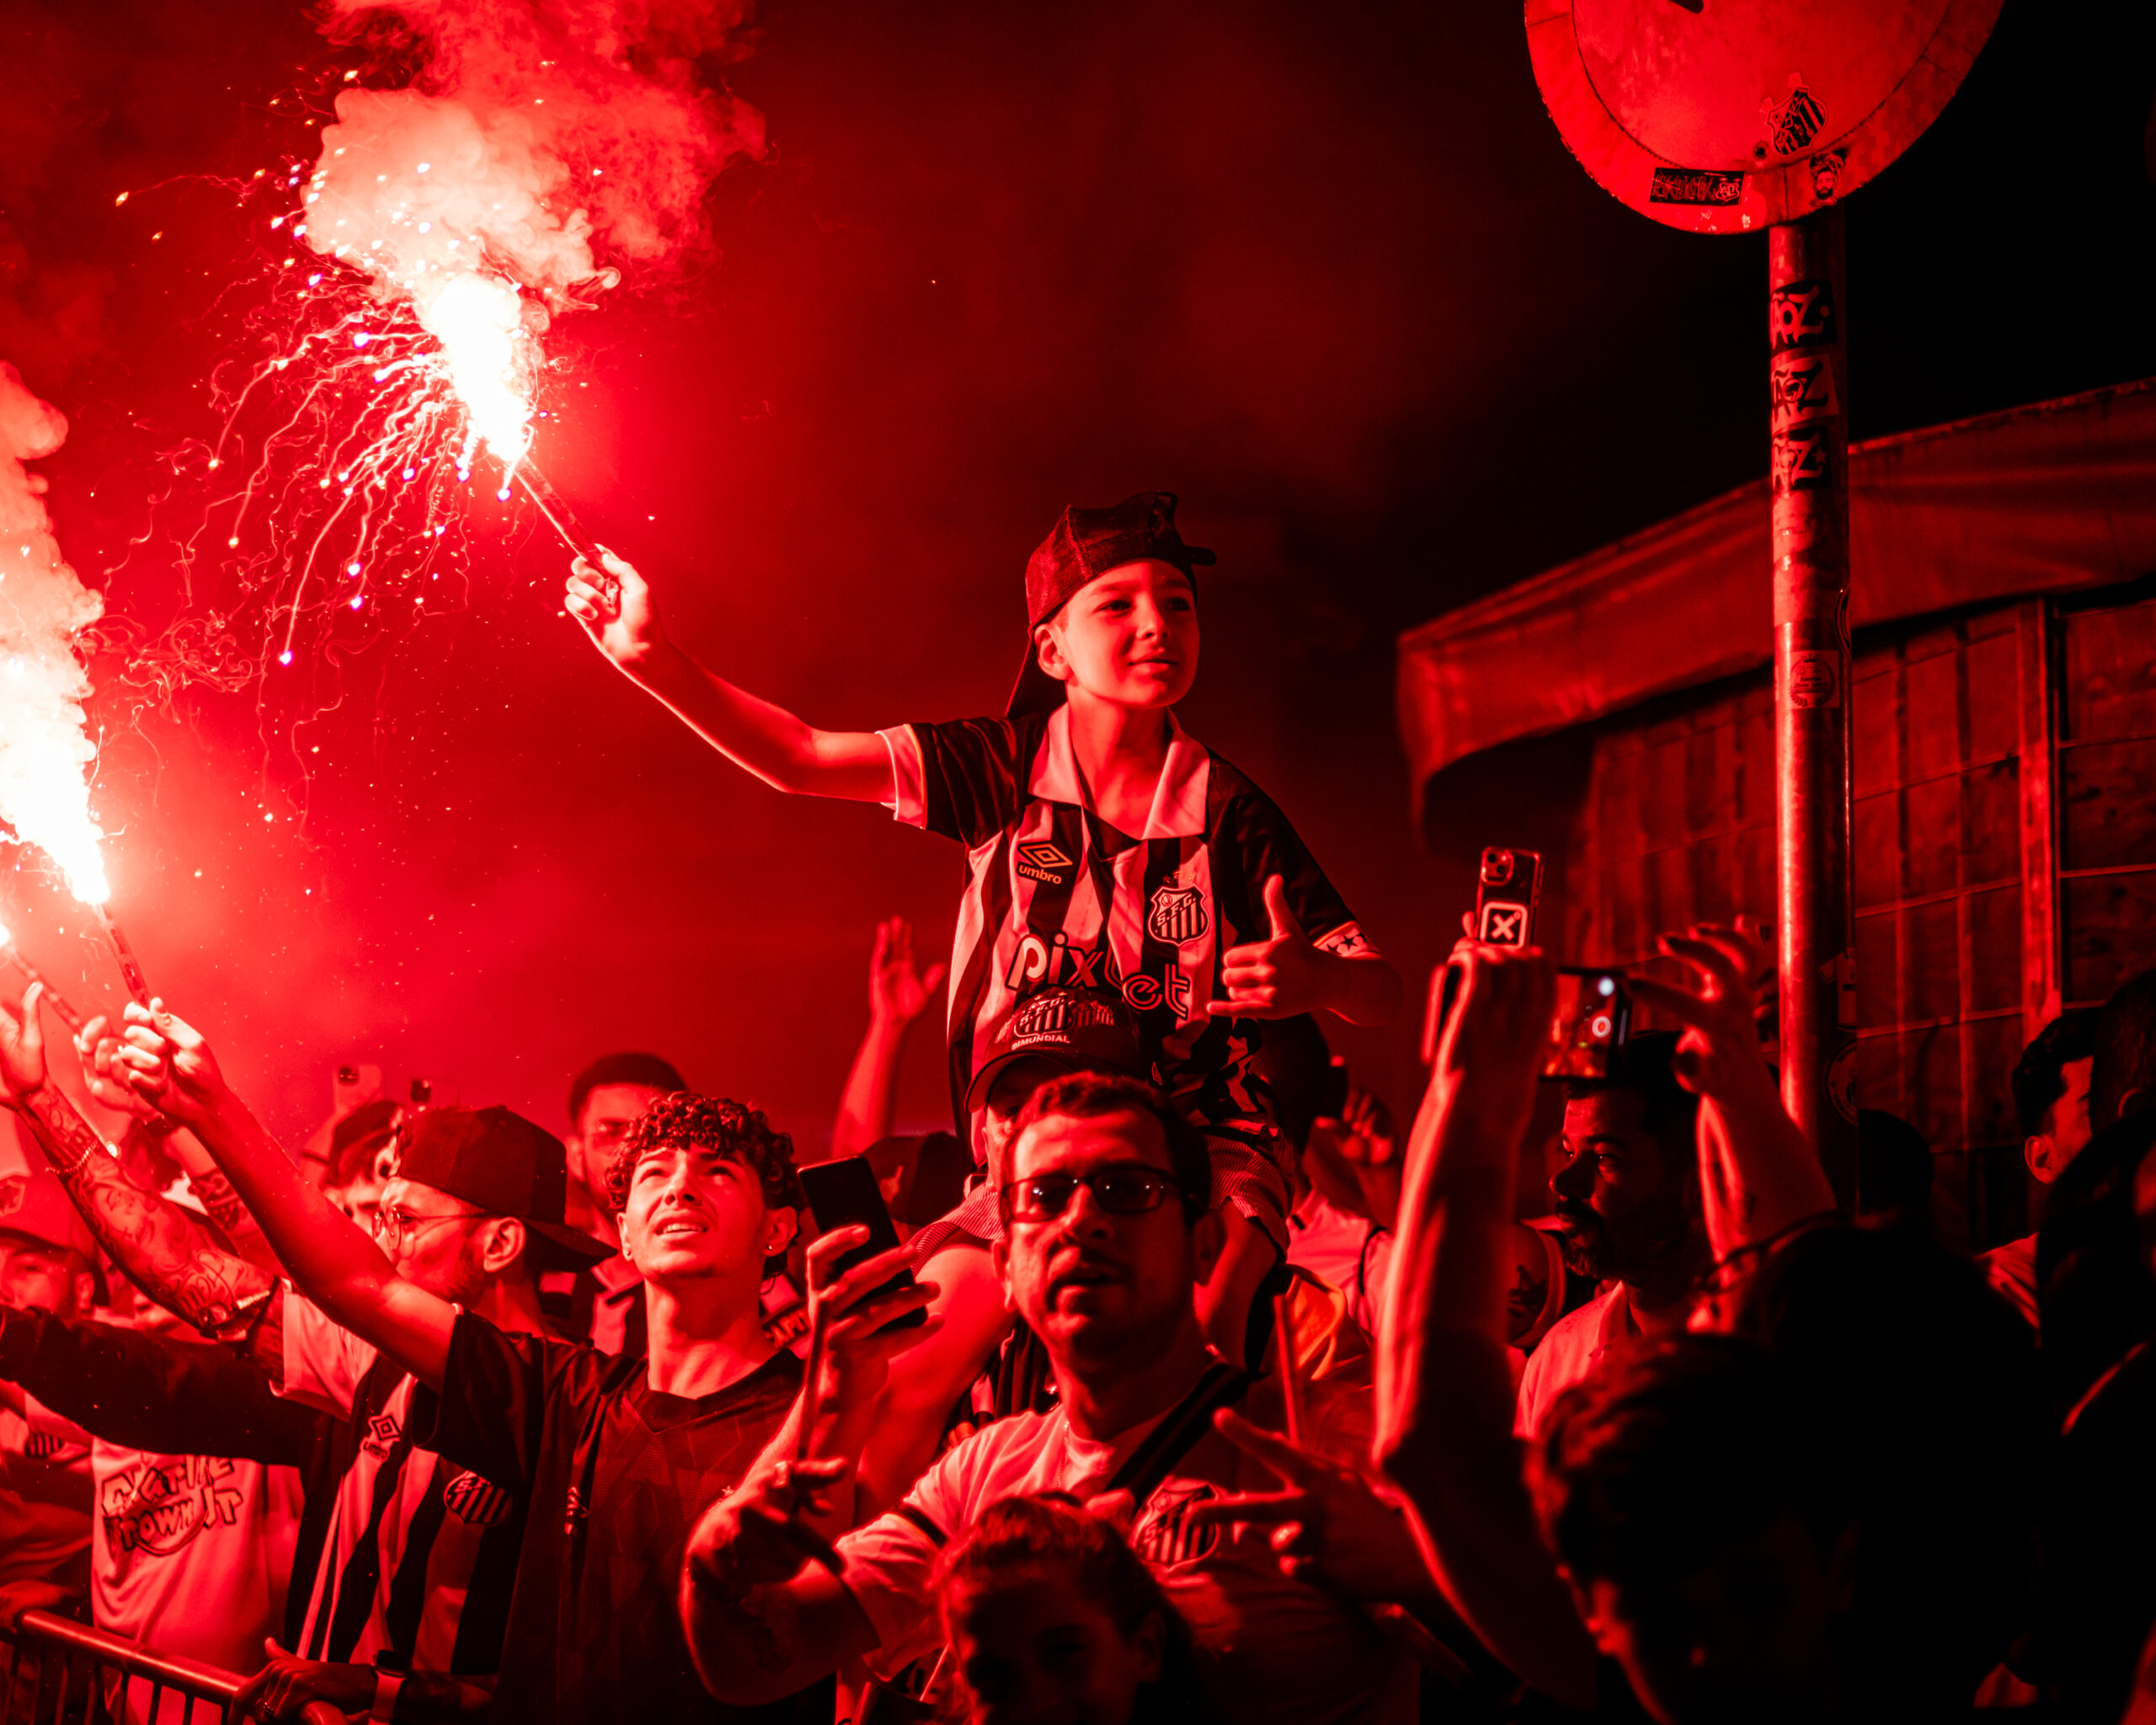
[1030,706,1210,838]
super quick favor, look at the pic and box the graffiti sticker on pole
[1769,280,1837,352]
[1771,353,1839,432]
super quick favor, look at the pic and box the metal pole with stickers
[1524,0,2005,1203]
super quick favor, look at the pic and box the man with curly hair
[100,1002,821,1725]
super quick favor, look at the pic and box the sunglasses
[1000,1164,1187,1225]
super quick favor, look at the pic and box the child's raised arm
[566,550,895,804]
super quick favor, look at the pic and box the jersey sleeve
[19,1394,93,1451]
[0,1306,326,1466]
[835,1423,1001,1676]
[1229,790,1374,960]
[406,1312,595,1497]
[878,717,1031,848]
[277,1292,379,1420]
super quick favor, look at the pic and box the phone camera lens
[336,1065,359,1084]
[1481,849,1514,887]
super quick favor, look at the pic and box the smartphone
[1475,847,1542,948]
[1541,968,1630,1081]
[1423,846,1547,1063]
[796,1156,929,1330]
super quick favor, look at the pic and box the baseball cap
[396,1106,611,1271]
[0,1167,96,1263]
[965,986,1145,1115]
[1006,491,1216,718]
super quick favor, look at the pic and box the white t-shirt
[838,1362,1411,1725]
[1514,1282,1631,1441]
[25,1394,304,1722]
[1287,1190,1394,1338]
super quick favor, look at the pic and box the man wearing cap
[563,493,1400,1374]
[0,1163,98,1627]
[0,989,590,1722]
[106,1006,820,1725]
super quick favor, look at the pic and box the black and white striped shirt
[278,1295,524,1675]
[882,706,1372,1236]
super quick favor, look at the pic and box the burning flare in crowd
[200,0,764,669]
[289,0,766,486]
[0,362,111,909]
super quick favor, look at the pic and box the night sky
[0,0,2151,1147]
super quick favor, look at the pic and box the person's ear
[2121,1087,2153,1124]
[1033,622,1072,684]
[71,1269,96,1316]
[990,1235,1013,1300]
[1190,1205,1225,1285]
[2025,1132,2062,1185]
[1132,1610,1166,1685]
[765,1204,798,1262]
[480,1217,527,1277]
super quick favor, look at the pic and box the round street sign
[1527,0,2004,233]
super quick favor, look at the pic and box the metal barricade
[0,1613,347,1725]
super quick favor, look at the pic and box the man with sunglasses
[684,1071,1430,1725]
[0,984,598,1722]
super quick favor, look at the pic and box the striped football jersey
[881,706,1373,1229]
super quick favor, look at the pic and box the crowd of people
[0,492,2150,1724]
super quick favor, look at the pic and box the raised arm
[1374,943,1598,1710]
[565,550,894,802]
[107,1001,458,1390]
[831,917,947,1162]
[74,1011,282,1279]
[680,1228,935,1701]
[0,986,272,1338]
[0,1303,323,1466]
[1626,921,1837,1268]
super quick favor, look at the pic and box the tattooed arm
[72,1012,283,1279]
[0,985,273,1337]
[104,1001,456,1389]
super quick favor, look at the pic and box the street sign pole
[1769,210,1858,1204]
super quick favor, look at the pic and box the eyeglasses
[371,1203,485,1252]
[1000,1165,1187,1225]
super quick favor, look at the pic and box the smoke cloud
[302,0,766,312]
[0,362,109,904]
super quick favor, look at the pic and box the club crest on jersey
[1131,1480,1223,1568]
[1015,840,1074,886]
[1147,878,1208,946]
[443,1469,514,1528]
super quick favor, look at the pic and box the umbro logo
[361,1411,403,1459]
[1016,841,1074,885]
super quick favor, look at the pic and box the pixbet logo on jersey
[1005,932,1193,1017]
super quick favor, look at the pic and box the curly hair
[604,1092,807,1247]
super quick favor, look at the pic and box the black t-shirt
[408,1311,807,1724]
